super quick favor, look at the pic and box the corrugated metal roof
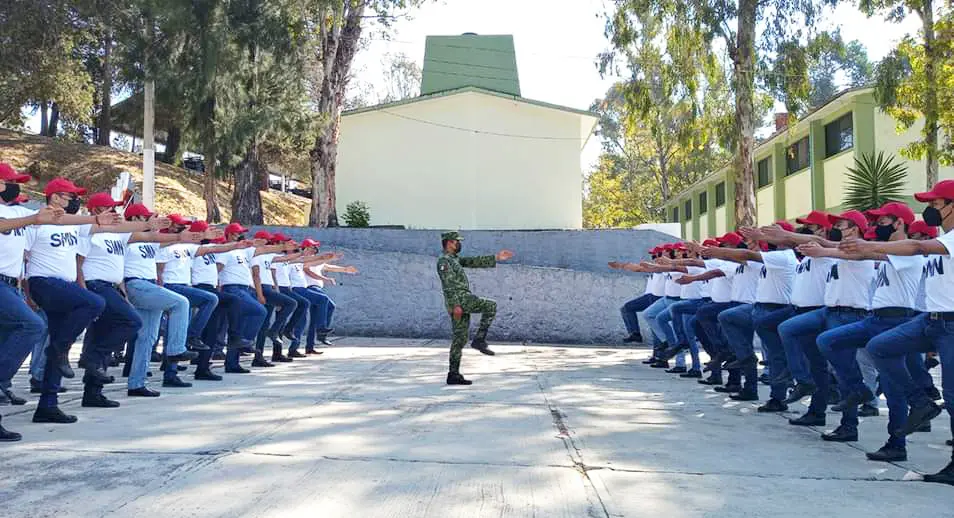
[421,34,521,97]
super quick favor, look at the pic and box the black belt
[794,305,822,314]
[0,274,17,287]
[222,284,252,289]
[755,302,787,310]
[829,306,869,316]
[873,307,917,318]
[927,312,954,321]
[86,279,120,289]
[195,283,216,290]
[124,277,156,285]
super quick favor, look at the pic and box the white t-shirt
[289,262,308,288]
[124,242,160,280]
[923,229,954,312]
[306,263,327,288]
[252,253,277,287]
[704,259,733,303]
[26,224,91,282]
[79,232,132,283]
[156,243,199,285]
[0,205,36,278]
[191,246,220,287]
[728,261,760,304]
[871,255,926,310]
[273,262,292,287]
[664,271,683,298]
[679,267,705,300]
[647,272,666,297]
[790,256,835,308]
[217,248,255,287]
[823,259,876,310]
[756,250,797,305]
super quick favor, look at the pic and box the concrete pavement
[1,339,952,517]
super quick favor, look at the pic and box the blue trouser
[302,286,335,348]
[753,304,797,402]
[28,277,105,408]
[0,282,45,389]
[868,313,954,438]
[695,301,741,381]
[29,311,49,382]
[125,279,189,388]
[669,298,707,371]
[221,285,268,369]
[195,284,238,350]
[255,285,298,355]
[82,281,143,391]
[778,308,865,416]
[166,283,219,370]
[654,301,687,368]
[281,286,310,350]
[643,297,674,349]
[621,293,659,337]
[818,312,913,432]
[719,303,757,391]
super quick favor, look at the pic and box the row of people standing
[614,182,954,486]
[0,163,356,442]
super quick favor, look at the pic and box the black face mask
[0,183,20,203]
[236,234,246,241]
[795,251,805,261]
[767,243,779,251]
[874,223,895,242]
[65,197,81,214]
[796,227,815,235]
[736,243,748,249]
[828,228,843,242]
[200,239,211,245]
[923,205,945,227]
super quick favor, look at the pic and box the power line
[379,110,586,141]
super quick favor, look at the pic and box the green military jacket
[436,252,496,309]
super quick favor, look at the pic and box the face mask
[923,206,944,227]
[796,227,815,235]
[65,197,81,214]
[236,234,246,241]
[736,243,748,249]
[767,243,779,251]
[828,228,843,242]
[0,183,20,203]
[200,239,211,245]
[874,223,895,242]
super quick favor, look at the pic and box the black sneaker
[923,460,954,486]
[0,416,21,442]
[789,412,825,427]
[32,407,78,424]
[821,425,858,442]
[446,373,473,386]
[127,387,161,397]
[470,338,495,356]
[783,382,817,405]
[288,350,307,359]
[714,384,742,394]
[698,375,723,386]
[866,443,907,462]
[1,388,26,406]
[81,394,121,408]
[623,332,642,343]
[225,366,250,374]
[251,358,275,368]
[757,399,788,413]
[194,370,223,381]
[729,390,759,401]
[166,351,199,362]
[665,366,688,374]
[162,377,192,388]
[271,354,294,363]
[650,360,669,369]
[679,369,702,379]
[858,404,880,417]
[900,402,943,436]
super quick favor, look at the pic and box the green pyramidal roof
[421,34,521,97]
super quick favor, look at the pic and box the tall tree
[862,0,945,186]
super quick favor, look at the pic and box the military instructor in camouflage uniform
[437,231,514,385]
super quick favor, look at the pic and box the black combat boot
[470,337,495,356]
[446,372,473,386]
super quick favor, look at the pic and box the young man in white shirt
[614,246,665,344]
[842,180,954,485]
[251,231,299,367]
[271,242,310,359]
[287,240,343,353]
[632,244,689,370]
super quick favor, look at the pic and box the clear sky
[351,0,923,171]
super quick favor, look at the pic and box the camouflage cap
[441,231,464,241]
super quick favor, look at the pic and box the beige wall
[756,186,775,227]
[823,151,854,209]
[784,171,813,220]
[337,92,592,229]
[873,110,954,194]
[714,206,726,236]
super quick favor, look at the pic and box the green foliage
[843,152,909,211]
[342,201,371,228]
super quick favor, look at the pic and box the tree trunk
[39,102,49,136]
[921,0,939,188]
[200,98,221,223]
[96,32,113,146]
[161,126,182,164]
[47,103,60,137]
[232,139,265,225]
[732,0,758,227]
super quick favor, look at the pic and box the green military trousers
[448,293,497,374]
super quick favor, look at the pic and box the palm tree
[843,151,908,212]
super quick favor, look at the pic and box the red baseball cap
[189,220,209,232]
[0,163,31,183]
[210,236,227,244]
[702,239,719,247]
[86,192,122,209]
[272,232,291,242]
[13,194,28,204]
[829,210,869,232]
[225,223,249,236]
[915,180,954,203]
[718,232,743,246]
[758,241,769,251]
[43,177,87,197]
[909,220,939,238]
[124,203,154,219]
[775,220,795,232]
[253,230,272,240]
[168,213,192,226]
[863,228,877,240]
[796,210,833,229]
[301,238,321,248]
[866,202,915,225]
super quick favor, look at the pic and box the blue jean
[126,279,189,388]
[621,293,659,336]
[654,303,687,368]
[221,285,268,342]
[29,310,49,381]
[719,304,756,391]
[164,284,218,342]
[82,281,143,377]
[255,285,298,354]
[0,282,45,387]
[669,298,707,371]
[753,304,797,401]
[281,286,310,348]
[695,301,740,380]
[778,308,864,415]
[28,277,105,407]
[818,313,910,430]
[195,284,239,347]
[302,287,335,348]
[868,313,954,433]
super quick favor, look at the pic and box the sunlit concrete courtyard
[2,338,952,517]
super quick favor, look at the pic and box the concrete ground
[1,339,952,517]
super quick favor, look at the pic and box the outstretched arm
[756,225,837,248]
[839,237,948,257]
[675,269,725,284]
[323,264,358,274]
[697,245,761,264]
[0,206,65,232]
[798,241,887,261]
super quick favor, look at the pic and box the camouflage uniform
[437,231,497,374]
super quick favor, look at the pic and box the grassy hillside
[0,129,310,225]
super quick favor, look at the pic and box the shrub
[343,201,371,227]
